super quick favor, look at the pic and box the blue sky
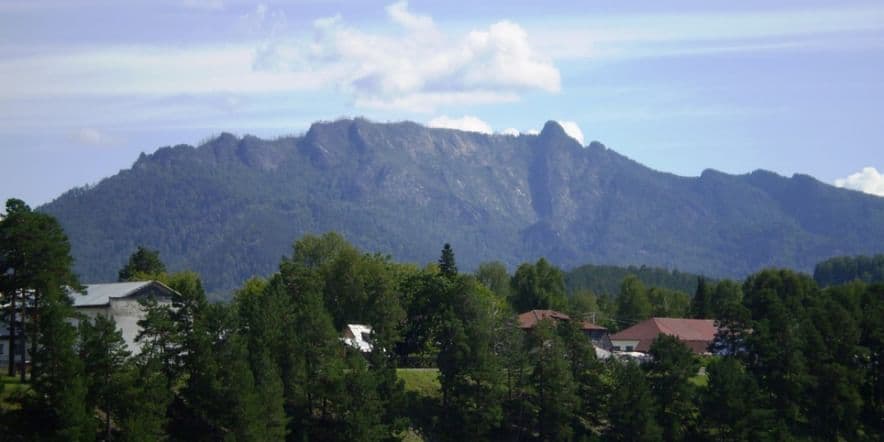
[2,0,883,206]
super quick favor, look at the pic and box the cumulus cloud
[70,128,117,147]
[427,115,493,134]
[255,1,559,111]
[834,167,884,197]
[556,120,585,144]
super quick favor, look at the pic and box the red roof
[517,309,607,331]
[610,318,717,353]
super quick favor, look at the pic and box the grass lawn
[0,375,31,410]
[689,373,709,388]
[397,368,440,398]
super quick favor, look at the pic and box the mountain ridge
[40,118,884,293]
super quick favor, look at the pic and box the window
[612,345,621,351]
[0,343,4,355]
[625,345,634,352]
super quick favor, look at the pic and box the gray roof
[68,281,173,307]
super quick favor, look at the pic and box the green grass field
[0,375,31,410]
[397,368,440,398]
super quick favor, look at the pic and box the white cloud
[0,2,559,114]
[259,1,559,111]
[427,115,493,134]
[556,120,585,145]
[386,1,434,32]
[70,128,117,147]
[500,128,520,136]
[834,167,884,197]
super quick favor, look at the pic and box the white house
[68,281,176,353]
[341,324,373,353]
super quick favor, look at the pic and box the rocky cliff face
[41,118,884,293]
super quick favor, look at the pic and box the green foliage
[525,321,578,441]
[814,254,884,286]
[616,275,652,327]
[699,357,768,441]
[29,286,94,441]
[438,243,458,278]
[78,314,131,440]
[606,361,662,442]
[474,261,511,299]
[691,276,713,319]
[645,334,699,441]
[510,258,568,312]
[566,264,703,297]
[118,246,167,282]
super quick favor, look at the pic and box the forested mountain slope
[40,118,884,293]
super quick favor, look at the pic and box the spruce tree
[690,276,713,319]
[439,243,458,278]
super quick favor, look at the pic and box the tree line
[1,198,883,441]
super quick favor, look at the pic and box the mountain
[40,118,884,293]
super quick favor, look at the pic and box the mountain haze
[41,118,884,293]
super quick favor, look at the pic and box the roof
[68,281,174,308]
[610,317,717,353]
[517,309,607,331]
[341,324,373,352]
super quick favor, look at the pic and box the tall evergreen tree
[524,320,577,441]
[0,198,79,379]
[606,361,661,442]
[439,243,458,278]
[29,285,94,441]
[436,276,504,440]
[690,276,713,319]
[79,314,131,440]
[645,334,699,441]
[557,319,605,437]
[699,357,769,442]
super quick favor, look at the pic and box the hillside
[40,118,884,293]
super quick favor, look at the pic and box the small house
[610,317,717,355]
[341,324,373,353]
[517,309,612,351]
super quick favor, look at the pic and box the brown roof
[610,317,717,353]
[517,309,607,331]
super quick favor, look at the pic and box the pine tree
[526,320,578,441]
[29,285,94,441]
[0,198,79,379]
[557,319,605,437]
[79,314,131,440]
[606,361,662,442]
